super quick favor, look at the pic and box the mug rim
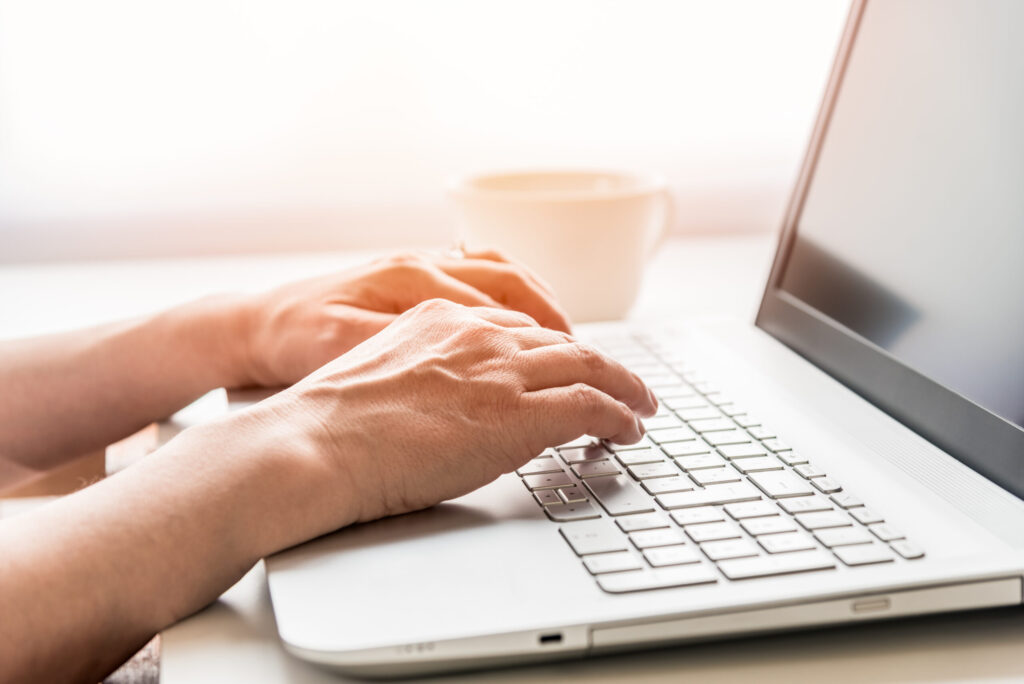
[448,168,667,202]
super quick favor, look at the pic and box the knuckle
[568,383,600,410]
[507,309,539,327]
[410,297,457,317]
[572,343,606,373]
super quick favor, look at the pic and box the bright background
[0,0,849,263]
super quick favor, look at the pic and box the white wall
[0,0,849,262]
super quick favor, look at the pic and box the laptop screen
[758,0,1024,495]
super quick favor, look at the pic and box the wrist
[181,397,364,559]
[164,293,259,390]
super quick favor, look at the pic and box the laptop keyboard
[516,332,926,594]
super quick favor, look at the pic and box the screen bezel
[755,0,1024,499]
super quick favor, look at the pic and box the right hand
[248,298,657,547]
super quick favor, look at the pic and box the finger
[406,262,506,309]
[461,248,559,299]
[325,304,396,343]
[470,307,541,330]
[505,325,574,351]
[436,259,572,333]
[521,384,644,446]
[517,342,657,416]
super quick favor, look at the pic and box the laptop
[265,0,1024,676]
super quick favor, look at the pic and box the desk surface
[3,235,1023,683]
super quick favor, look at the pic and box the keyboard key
[584,475,657,516]
[662,441,713,457]
[605,436,657,453]
[616,513,670,532]
[830,492,864,509]
[545,501,601,522]
[794,464,826,479]
[759,532,817,554]
[691,381,718,394]
[561,519,629,555]
[702,430,752,446]
[717,443,769,460]
[688,418,737,433]
[676,453,727,471]
[557,436,599,450]
[747,426,777,440]
[851,508,884,525]
[663,395,710,411]
[583,551,643,575]
[557,486,588,503]
[670,506,724,525]
[796,511,853,530]
[684,521,741,543]
[868,523,906,542]
[573,460,620,478]
[704,393,732,406]
[761,439,791,452]
[642,476,695,495]
[559,444,614,463]
[523,472,574,490]
[615,448,665,466]
[775,451,809,466]
[891,540,925,559]
[731,414,760,428]
[779,496,833,514]
[657,482,761,509]
[741,516,798,536]
[718,550,836,579]
[643,415,685,431]
[676,407,722,421]
[534,490,561,506]
[628,462,680,480]
[690,468,742,486]
[814,526,874,547]
[649,427,699,444]
[811,477,843,494]
[643,545,702,567]
[516,457,563,476]
[749,471,817,498]
[597,565,718,593]
[655,386,701,401]
[631,527,689,549]
[732,456,784,474]
[725,500,779,519]
[701,539,760,561]
[646,375,689,390]
[833,543,894,566]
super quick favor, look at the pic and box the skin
[0,251,655,683]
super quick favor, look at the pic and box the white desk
[3,235,1023,683]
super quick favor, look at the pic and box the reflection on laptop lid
[757,0,1024,498]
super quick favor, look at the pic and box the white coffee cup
[448,169,671,322]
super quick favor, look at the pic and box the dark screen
[779,0,1024,429]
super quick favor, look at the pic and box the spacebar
[584,475,656,516]
[717,550,836,580]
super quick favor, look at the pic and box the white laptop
[264,0,1024,676]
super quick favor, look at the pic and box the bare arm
[0,251,570,489]
[0,295,247,480]
[0,300,654,683]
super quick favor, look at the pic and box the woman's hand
[0,297,649,683]
[242,298,656,546]
[237,250,571,388]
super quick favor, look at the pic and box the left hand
[236,250,571,387]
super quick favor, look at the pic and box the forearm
[0,295,252,486]
[0,407,345,684]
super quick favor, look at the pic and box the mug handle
[647,187,675,260]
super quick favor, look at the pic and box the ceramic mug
[448,169,671,322]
